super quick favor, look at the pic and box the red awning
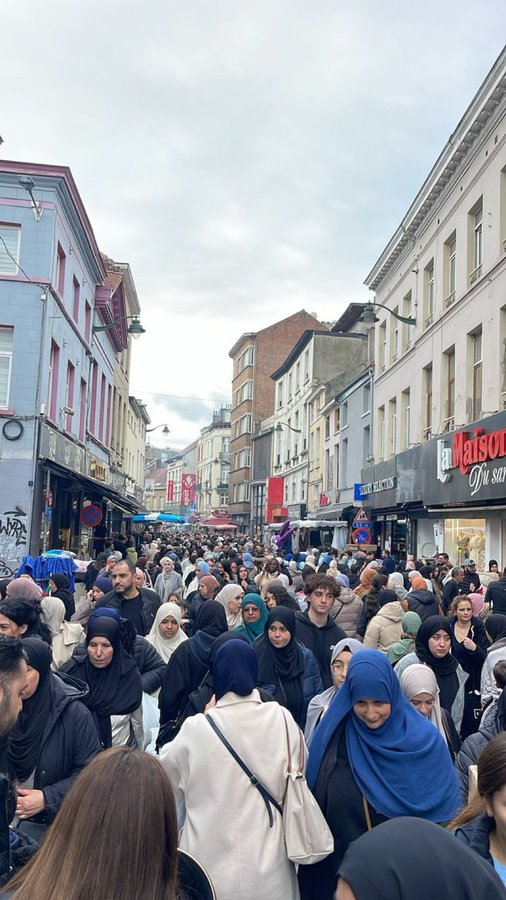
[200,518,237,529]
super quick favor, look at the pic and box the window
[48,340,60,422]
[84,301,92,343]
[0,326,14,408]
[65,362,75,433]
[423,364,433,440]
[401,388,410,450]
[469,202,483,284]
[79,379,87,442]
[379,322,387,369]
[402,291,412,350]
[89,361,98,435]
[0,225,21,274]
[277,381,283,409]
[98,375,106,442]
[363,425,371,462]
[341,438,348,488]
[444,348,455,430]
[378,406,385,460]
[341,401,348,428]
[389,398,397,456]
[363,382,371,414]
[304,349,310,382]
[391,307,399,360]
[106,384,112,446]
[325,416,330,440]
[56,243,66,296]
[239,414,252,435]
[238,448,251,468]
[295,362,300,393]
[471,330,482,422]
[423,259,435,326]
[72,276,80,321]
[239,380,253,402]
[288,373,292,400]
[444,232,456,308]
[501,166,506,255]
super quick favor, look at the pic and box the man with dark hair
[295,574,346,689]
[95,559,160,636]
[485,567,506,616]
[460,559,481,595]
[442,566,465,613]
[0,637,28,883]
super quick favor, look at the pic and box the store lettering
[436,439,452,483]
[453,427,506,475]
[468,461,506,496]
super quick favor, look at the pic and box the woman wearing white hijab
[400,663,461,761]
[146,602,187,664]
[304,637,364,747]
[215,583,244,629]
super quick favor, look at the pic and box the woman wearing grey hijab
[304,638,364,747]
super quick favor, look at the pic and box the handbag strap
[362,795,373,831]
[206,715,283,826]
[282,710,304,775]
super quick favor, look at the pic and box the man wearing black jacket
[0,637,29,885]
[485,568,506,615]
[96,559,160,636]
[295,574,345,689]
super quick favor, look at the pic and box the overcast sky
[3,3,505,448]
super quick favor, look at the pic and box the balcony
[469,264,482,285]
[444,291,455,309]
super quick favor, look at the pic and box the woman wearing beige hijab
[215,583,244,629]
[400,663,461,760]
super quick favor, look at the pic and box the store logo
[436,439,452,483]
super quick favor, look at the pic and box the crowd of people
[1,529,506,897]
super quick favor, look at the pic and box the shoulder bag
[281,712,334,865]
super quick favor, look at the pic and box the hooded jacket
[363,601,404,652]
[329,588,363,639]
[294,611,346,689]
[10,672,101,823]
[407,589,440,622]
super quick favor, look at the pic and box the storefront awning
[42,460,144,515]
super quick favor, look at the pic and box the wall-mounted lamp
[275,422,301,434]
[359,301,416,330]
[92,314,146,339]
[146,424,170,435]
[18,175,43,222]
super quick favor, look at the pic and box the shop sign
[319,493,330,506]
[90,458,109,483]
[182,474,196,506]
[360,476,396,497]
[436,426,506,498]
[39,424,88,476]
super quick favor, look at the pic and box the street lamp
[146,424,170,435]
[92,314,146,338]
[275,422,301,434]
[358,301,416,329]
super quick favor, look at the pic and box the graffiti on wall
[0,509,28,574]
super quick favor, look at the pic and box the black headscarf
[7,638,52,782]
[255,607,305,723]
[415,616,459,712]
[50,572,75,620]
[338,816,506,900]
[0,598,51,646]
[213,640,258,701]
[188,600,228,668]
[81,616,142,747]
[486,614,506,648]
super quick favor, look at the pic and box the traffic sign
[353,526,372,544]
[81,504,103,527]
[353,507,371,529]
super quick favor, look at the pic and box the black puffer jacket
[407,589,440,622]
[454,813,494,864]
[64,634,166,695]
[96,588,160,635]
[12,673,101,823]
[456,702,500,804]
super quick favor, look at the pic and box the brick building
[228,310,324,528]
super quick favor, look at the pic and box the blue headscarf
[307,649,460,822]
[213,639,258,700]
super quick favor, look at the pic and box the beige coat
[363,601,404,652]
[160,690,302,900]
[50,621,86,670]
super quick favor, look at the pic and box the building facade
[228,310,323,528]
[196,406,231,518]
[0,160,143,571]
[361,48,506,563]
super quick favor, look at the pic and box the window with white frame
[401,388,411,450]
[378,322,387,369]
[0,225,21,274]
[378,405,385,460]
[423,260,435,326]
[391,307,399,359]
[402,290,412,350]
[389,398,397,456]
[444,233,456,307]
[277,381,283,409]
[0,326,14,408]
[239,414,252,435]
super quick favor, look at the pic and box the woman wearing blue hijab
[233,593,268,644]
[299,649,461,900]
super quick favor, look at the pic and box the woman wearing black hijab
[7,638,101,834]
[61,616,142,748]
[395,615,468,735]
[157,600,228,748]
[0,598,52,646]
[336,816,506,900]
[254,606,323,729]
[49,573,75,621]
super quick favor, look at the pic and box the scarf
[355,566,376,598]
[213,639,258,700]
[82,616,142,747]
[338,817,506,900]
[188,600,228,668]
[214,584,244,629]
[399,663,446,740]
[307,649,460,821]
[146,602,187,663]
[305,638,365,747]
[7,638,53,781]
[233,593,269,644]
[255,607,305,722]
[415,616,459,711]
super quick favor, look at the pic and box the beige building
[363,48,506,564]
[196,407,231,518]
[124,397,150,506]
[166,440,199,515]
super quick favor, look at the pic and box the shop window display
[443,518,485,569]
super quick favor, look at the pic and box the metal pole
[42,467,51,552]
